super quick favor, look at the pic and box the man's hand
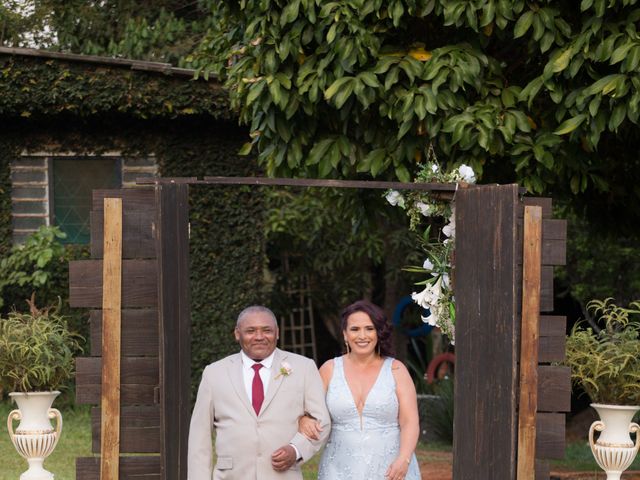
[271,444,297,472]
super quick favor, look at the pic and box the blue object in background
[392,295,433,338]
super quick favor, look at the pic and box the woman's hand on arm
[298,414,323,440]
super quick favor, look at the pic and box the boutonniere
[275,361,292,379]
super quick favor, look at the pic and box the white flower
[442,220,455,238]
[421,302,444,326]
[275,361,292,379]
[416,201,431,216]
[411,277,443,309]
[422,258,435,271]
[385,190,405,207]
[442,273,450,289]
[431,163,439,173]
[458,164,476,183]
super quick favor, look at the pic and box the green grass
[1,400,91,480]
[2,400,638,480]
[551,440,640,472]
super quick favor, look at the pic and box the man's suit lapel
[260,348,287,415]
[228,353,257,418]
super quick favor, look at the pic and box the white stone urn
[7,391,63,480]
[589,403,640,480]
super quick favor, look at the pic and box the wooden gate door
[454,184,570,480]
[71,184,190,480]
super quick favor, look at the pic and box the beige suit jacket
[187,348,330,480]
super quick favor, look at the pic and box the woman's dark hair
[340,300,394,357]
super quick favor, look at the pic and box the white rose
[458,164,476,183]
[385,190,404,207]
[416,201,431,216]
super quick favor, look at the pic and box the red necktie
[251,363,264,415]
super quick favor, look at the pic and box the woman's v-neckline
[341,356,387,426]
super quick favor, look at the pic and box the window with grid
[51,157,122,244]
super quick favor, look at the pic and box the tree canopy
[186,0,640,229]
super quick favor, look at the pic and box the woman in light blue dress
[300,300,421,480]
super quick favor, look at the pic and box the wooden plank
[537,366,571,413]
[517,205,542,480]
[77,456,160,480]
[454,184,519,480]
[90,309,158,357]
[75,357,158,405]
[101,197,123,480]
[91,209,155,259]
[92,406,160,453]
[92,189,155,211]
[539,316,567,363]
[69,259,157,308]
[535,460,550,480]
[157,184,191,480]
[536,413,565,459]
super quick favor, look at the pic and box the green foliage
[0,55,230,120]
[418,377,455,444]
[565,298,640,405]
[266,186,422,337]
[0,226,65,309]
[0,295,83,392]
[1,1,214,66]
[193,0,640,226]
[557,207,640,307]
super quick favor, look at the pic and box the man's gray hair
[236,305,278,327]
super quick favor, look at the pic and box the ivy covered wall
[0,53,267,392]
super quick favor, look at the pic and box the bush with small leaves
[0,295,83,393]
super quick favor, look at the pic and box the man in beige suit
[188,305,330,479]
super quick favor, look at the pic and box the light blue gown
[318,356,422,479]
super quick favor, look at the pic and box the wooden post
[101,198,123,480]
[517,205,542,479]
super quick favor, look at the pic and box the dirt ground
[417,408,640,479]
[418,454,640,480]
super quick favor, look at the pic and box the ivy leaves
[205,0,640,200]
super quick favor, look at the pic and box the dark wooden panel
[537,366,571,413]
[516,237,566,266]
[536,413,565,459]
[521,197,552,217]
[76,357,158,405]
[90,309,158,357]
[539,315,566,336]
[157,184,191,480]
[77,456,161,480]
[91,406,160,453]
[91,210,155,259]
[92,189,155,211]
[69,259,157,308]
[539,316,566,363]
[454,184,519,480]
[535,460,550,480]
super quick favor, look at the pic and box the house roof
[0,46,208,79]
[0,47,232,120]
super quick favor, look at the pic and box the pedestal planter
[7,391,62,480]
[589,403,640,480]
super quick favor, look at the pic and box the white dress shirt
[240,350,275,403]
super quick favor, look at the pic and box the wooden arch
[69,179,568,480]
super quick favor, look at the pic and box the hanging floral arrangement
[385,161,476,343]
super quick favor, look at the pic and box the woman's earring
[344,340,351,354]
